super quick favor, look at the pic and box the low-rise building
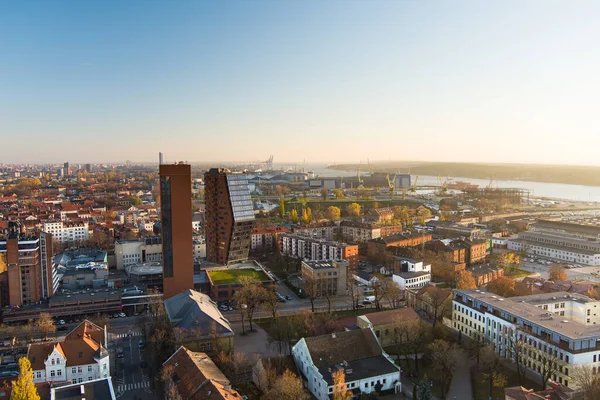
[301,260,348,297]
[204,260,275,301]
[164,289,234,354]
[453,289,600,388]
[114,236,162,270]
[50,377,116,400]
[162,346,243,400]
[357,308,420,346]
[467,263,504,286]
[292,328,401,399]
[454,238,488,265]
[405,284,453,323]
[392,257,431,290]
[28,321,110,385]
[367,232,432,259]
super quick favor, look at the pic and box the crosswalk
[117,381,150,393]
[113,331,142,339]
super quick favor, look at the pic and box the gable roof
[360,308,419,327]
[163,346,243,400]
[304,328,382,368]
[164,290,233,337]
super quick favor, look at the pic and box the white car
[118,312,126,318]
[58,319,65,325]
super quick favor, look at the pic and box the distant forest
[329,162,600,187]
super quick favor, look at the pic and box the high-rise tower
[204,168,254,265]
[159,162,193,299]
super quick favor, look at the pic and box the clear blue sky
[1,0,599,165]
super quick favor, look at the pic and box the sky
[1,0,599,165]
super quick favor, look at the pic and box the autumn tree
[417,208,432,225]
[262,286,280,318]
[263,369,309,400]
[321,188,328,200]
[233,276,267,332]
[160,364,182,400]
[406,320,433,375]
[301,208,311,224]
[549,265,568,281]
[11,357,40,400]
[332,369,352,400]
[278,198,285,219]
[35,313,56,341]
[480,345,506,399]
[327,206,341,221]
[486,276,516,297]
[332,189,344,199]
[89,313,111,331]
[290,209,299,223]
[509,328,529,385]
[345,202,360,217]
[427,339,459,398]
[456,270,477,289]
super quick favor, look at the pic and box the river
[274,164,600,203]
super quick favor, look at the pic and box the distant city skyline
[2,1,599,165]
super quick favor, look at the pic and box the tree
[572,365,600,400]
[466,332,487,369]
[481,345,506,399]
[129,196,143,206]
[278,198,285,219]
[232,276,267,332]
[427,339,459,398]
[290,209,299,223]
[332,369,352,400]
[549,265,568,281]
[345,202,360,217]
[213,351,248,386]
[89,313,111,331]
[321,188,328,200]
[160,364,182,400]
[487,276,516,297]
[417,208,432,225]
[35,313,56,341]
[333,189,344,199]
[276,185,290,198]
[509,328,529,385]
[535,346,559,390]
[301,208,311,224]
[263,369,309,400]
[456,270,477,289]
[263,287,280,318]
[406,320,432,375]
[303,274,318,312]
[327,206,341,221]
[11,357,40,400]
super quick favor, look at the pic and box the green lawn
[504,267,533,278]
[207,269,270,285]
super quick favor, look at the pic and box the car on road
[117,353,125,359]
[58,319,65,325]
[285,295,292,300]
[138,341,145,349]
[118,312,126,318]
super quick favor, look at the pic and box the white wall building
[292,328,401,400]
[508,236,600,266]
[392,257,431,290]
[453,289,600,388]
[28,321,110,385]
[114,236,162,270]
[43,221,89,243]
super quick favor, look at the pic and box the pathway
[446,350,474,400]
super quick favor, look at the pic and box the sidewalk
[446,350,474,400]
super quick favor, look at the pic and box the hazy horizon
[2,1,599,165]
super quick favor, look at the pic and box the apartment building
[293,221,337,241]
[114,236,162,270]
[0,224,55,306]
[453,289,600,388]
[43,220,89,244]
[250,226,289,253]
[367,232,432,259]
[28,321,110,385]
[279,233,358,270]
[301,260,348,297]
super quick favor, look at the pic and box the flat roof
[455,289,600,340]
[509,238,599,256]
[394,271,430,279]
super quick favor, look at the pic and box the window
[88,377,93,381]
[88,366,92,372]
[57,370,62,376]
[36,372,42,379]
[50,370,55,377]
[78,378,83,383]
[78,367,82,373]
[72,367,76,374]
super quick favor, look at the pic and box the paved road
[446,350,474,400]
[110,330,155,400]
[518,260,600,282]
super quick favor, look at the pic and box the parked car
[118,312,126,318]
[117,353,125,359]
[138,341,145,349]
[285,295,292,300]
[58,319,65,325]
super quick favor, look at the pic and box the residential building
[43,220,89,244]
[405,284,453,322]
[28,321,110,385]
[250,225,289,253]
[426,221,481,239]
[392,257,431,290]
[50,377,117,400]
[515,276,596,298]
[467,263,504,286]
[164,289,234,354]
[453,289,600,388]
[193,237,206,259]
[454,238,488,265]
[0,223,55,306]
[204,168,254,264]
[426,239,467,281]
[160,163,194,299]
[162,346,243,400]
[293,221,337,241]
[504,382,577,400]
[367,232,432,259]
[353,270,379,286]
[357,308,420,346]
[279,233,359,270]
[292,328,401,399]
[114,236,162,270]
[301,260,349,297]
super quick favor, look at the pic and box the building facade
[159,163,194,299]
[391,257,431,290]
[204,168,254,264]
[250,226,288,253]
[279,233,358,270]
[43,221,89,244]
[114,236,162,270]
[453,289,600,388]
[301,260,348,297]
[293,221,337,241]
[508,230,600,266]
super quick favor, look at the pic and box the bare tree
[508,328,529,386]
[262,286,280,318]
[480,345,507,399]
[303,274,318,313]
[233,276,268,332]
[534,347,559,390]
[572,365,600,400]
[160,364,183,400]
[406,320,432,375]
[428,339,460,398]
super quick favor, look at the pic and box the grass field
[504,267,533,278]
[208,268,270,285]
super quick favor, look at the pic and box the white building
[114,236,162,270]
[292,328,401,399]
[453,289,600,388]
[43,221,89,244]
[193,238,206,259]
[508,236,600,266]
[28,321,110,385]
[392,257,431,290]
